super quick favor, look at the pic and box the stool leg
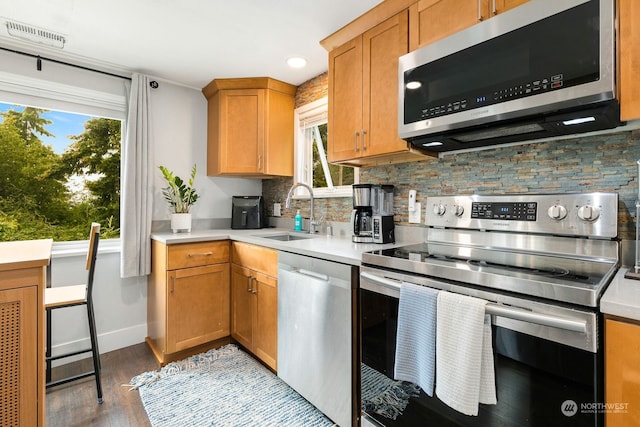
[86,301,103,403]
[46,308,52,383]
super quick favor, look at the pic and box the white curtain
[121,73,153,278]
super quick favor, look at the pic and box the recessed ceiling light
[286,57,307,68]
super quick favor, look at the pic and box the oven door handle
[360,271,588,334]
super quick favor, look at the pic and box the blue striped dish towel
[393,281,439,397]
[435,291,497,416]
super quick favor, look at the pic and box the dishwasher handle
[292,268,330,282]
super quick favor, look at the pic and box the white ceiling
[0,0,383,89]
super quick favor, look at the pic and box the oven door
[359,267,603,427]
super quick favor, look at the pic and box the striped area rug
[130,344,335,427]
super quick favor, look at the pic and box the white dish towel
[435,291,497,416]
[394,282,439,396]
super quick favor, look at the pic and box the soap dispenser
[294,210,303,231]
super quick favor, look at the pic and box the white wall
[49,80,263,361]
[151,81,262,221]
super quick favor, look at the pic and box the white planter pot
[171,213,192,233]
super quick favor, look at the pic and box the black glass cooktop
[362,243,619,306]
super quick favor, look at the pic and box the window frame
[292,96,358,199]
[0,50,127,246]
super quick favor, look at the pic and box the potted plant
[159,164,199,233]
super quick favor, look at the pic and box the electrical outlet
[273,203,281,217]
[409,202,421,223]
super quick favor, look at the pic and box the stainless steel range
[359,192,619,427]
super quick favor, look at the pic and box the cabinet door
[217,89,265,174]
[166,264,230,353]
[410,0,486,49]
[606,318,640,427]
[0,286,37,427]
[619,0,640,121]
[328,37,363,163]
[231,264,254,350]
[362,11,409,157]
[253,271,278,370]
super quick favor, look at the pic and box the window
[293,97,358,198]
[0,102,121,242]
[0,49,127,243]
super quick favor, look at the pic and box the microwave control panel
[418,74,564,120]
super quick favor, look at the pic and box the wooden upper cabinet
[328,38,363,162]
[409,0,529,50]
[328,11,432,166]
[364,14,414,157]
[202,77,296,177]
[618,0,640,121]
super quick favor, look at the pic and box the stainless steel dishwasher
[278,251,356,427]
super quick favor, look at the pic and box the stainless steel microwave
[398,0,620,153]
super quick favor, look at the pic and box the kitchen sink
[254,232,315,241]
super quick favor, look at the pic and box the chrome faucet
[285,182,317,233]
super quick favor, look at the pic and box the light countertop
[601,268,640,322]
[154,228,640,317]
[0,239,53,272]
[151,227,421,266]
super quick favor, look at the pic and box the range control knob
[452,204,465,217]
[577,205,600,222]
[547,204,567,220]
[433,204,446,216]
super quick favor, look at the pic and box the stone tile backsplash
[263,129,640,240]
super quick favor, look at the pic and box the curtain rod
[0,46,132,81]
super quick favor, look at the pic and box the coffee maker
[351,184,373,243]
[371,185,395,243]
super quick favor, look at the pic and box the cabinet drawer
[231,242,278,277]
[167,241,229,270]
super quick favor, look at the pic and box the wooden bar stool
[45,222,103,403]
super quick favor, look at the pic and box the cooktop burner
[466,260,572,278]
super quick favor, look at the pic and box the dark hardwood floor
[46,343,158,427]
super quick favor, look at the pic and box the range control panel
[471,202,537,221]
[425,193,618,238]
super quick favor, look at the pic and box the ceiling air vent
[3,19,66,49]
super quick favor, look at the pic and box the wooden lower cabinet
[231,242,278,370]
[147,240,231,365]
[1,286,38,427]
[0,239,51,427]
[605,317,640,426]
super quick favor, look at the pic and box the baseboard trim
[51,323,147,367]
